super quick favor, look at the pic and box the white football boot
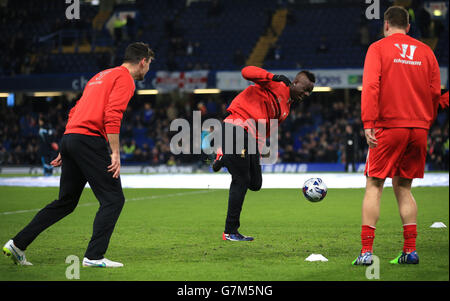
[3,239,33,266]
[82,257,124,268]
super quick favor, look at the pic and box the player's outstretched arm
[241,66,274,85]
[241,66,291,87]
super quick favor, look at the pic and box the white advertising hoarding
[216,67,449,90]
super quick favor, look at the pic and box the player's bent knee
[248,181,262,191]
[106,194,125,209]
[248,186,261,192]
[117,196,125,207]
[63,203,79,216]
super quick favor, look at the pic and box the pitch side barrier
[0,162,443,175]
[0,165,448,189]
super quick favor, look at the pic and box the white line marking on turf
[0,189,216,216]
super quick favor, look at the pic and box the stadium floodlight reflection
[433,9,442,16]
[33,92,63,97]
[193,89,221,94]
[137,89,159,95]
[312,87,332,92]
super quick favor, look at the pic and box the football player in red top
[3,43,154,268]
[214,66,315,241]
[353,6,442,265]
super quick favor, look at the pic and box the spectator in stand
[197,102,207,117]
[113,14,127,45]
[38,116,58,176]
[167,102,178,120]
[126,14,136,41]
[274,44,282,61]
[208,0,222,17]
[359,21,370,50]
[142,103,155,126]
[186,41,195,56]
[344,124,357,172]
[122,140,136,161]
[233,49,246,67]
[316,36,329,54]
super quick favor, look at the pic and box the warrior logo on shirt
[88,70,113,86]
[393,44,422,66]
[394,44,417,60]
[95,70,112,81]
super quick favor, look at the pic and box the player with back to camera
[3,42,154,268]
[353,6,443,265]
[212,66,315,241]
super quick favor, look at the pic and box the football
[302,178,327,202]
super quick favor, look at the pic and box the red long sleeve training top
[361,33,441,130]
[224,66,291,149]
[65,66,135,140]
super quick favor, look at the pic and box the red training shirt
[224,66,291,149]
[65,66,135,140]
[361,33,441,130]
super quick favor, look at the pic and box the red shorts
[364,128,428,179]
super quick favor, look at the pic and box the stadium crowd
[0,91,448,171]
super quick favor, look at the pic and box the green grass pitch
[0,186,448,281]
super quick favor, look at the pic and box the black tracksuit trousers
[221,124,262,234]
[13,134,125,260]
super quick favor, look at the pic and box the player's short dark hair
[123,42,155,64]
[298,70,316,83]
[384,6,409,29]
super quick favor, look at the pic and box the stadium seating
[0,0,447,74]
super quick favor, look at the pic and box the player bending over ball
[212,66,315,241]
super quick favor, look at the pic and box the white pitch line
[0,189,216,216]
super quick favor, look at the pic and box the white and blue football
[302,178,327,202]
